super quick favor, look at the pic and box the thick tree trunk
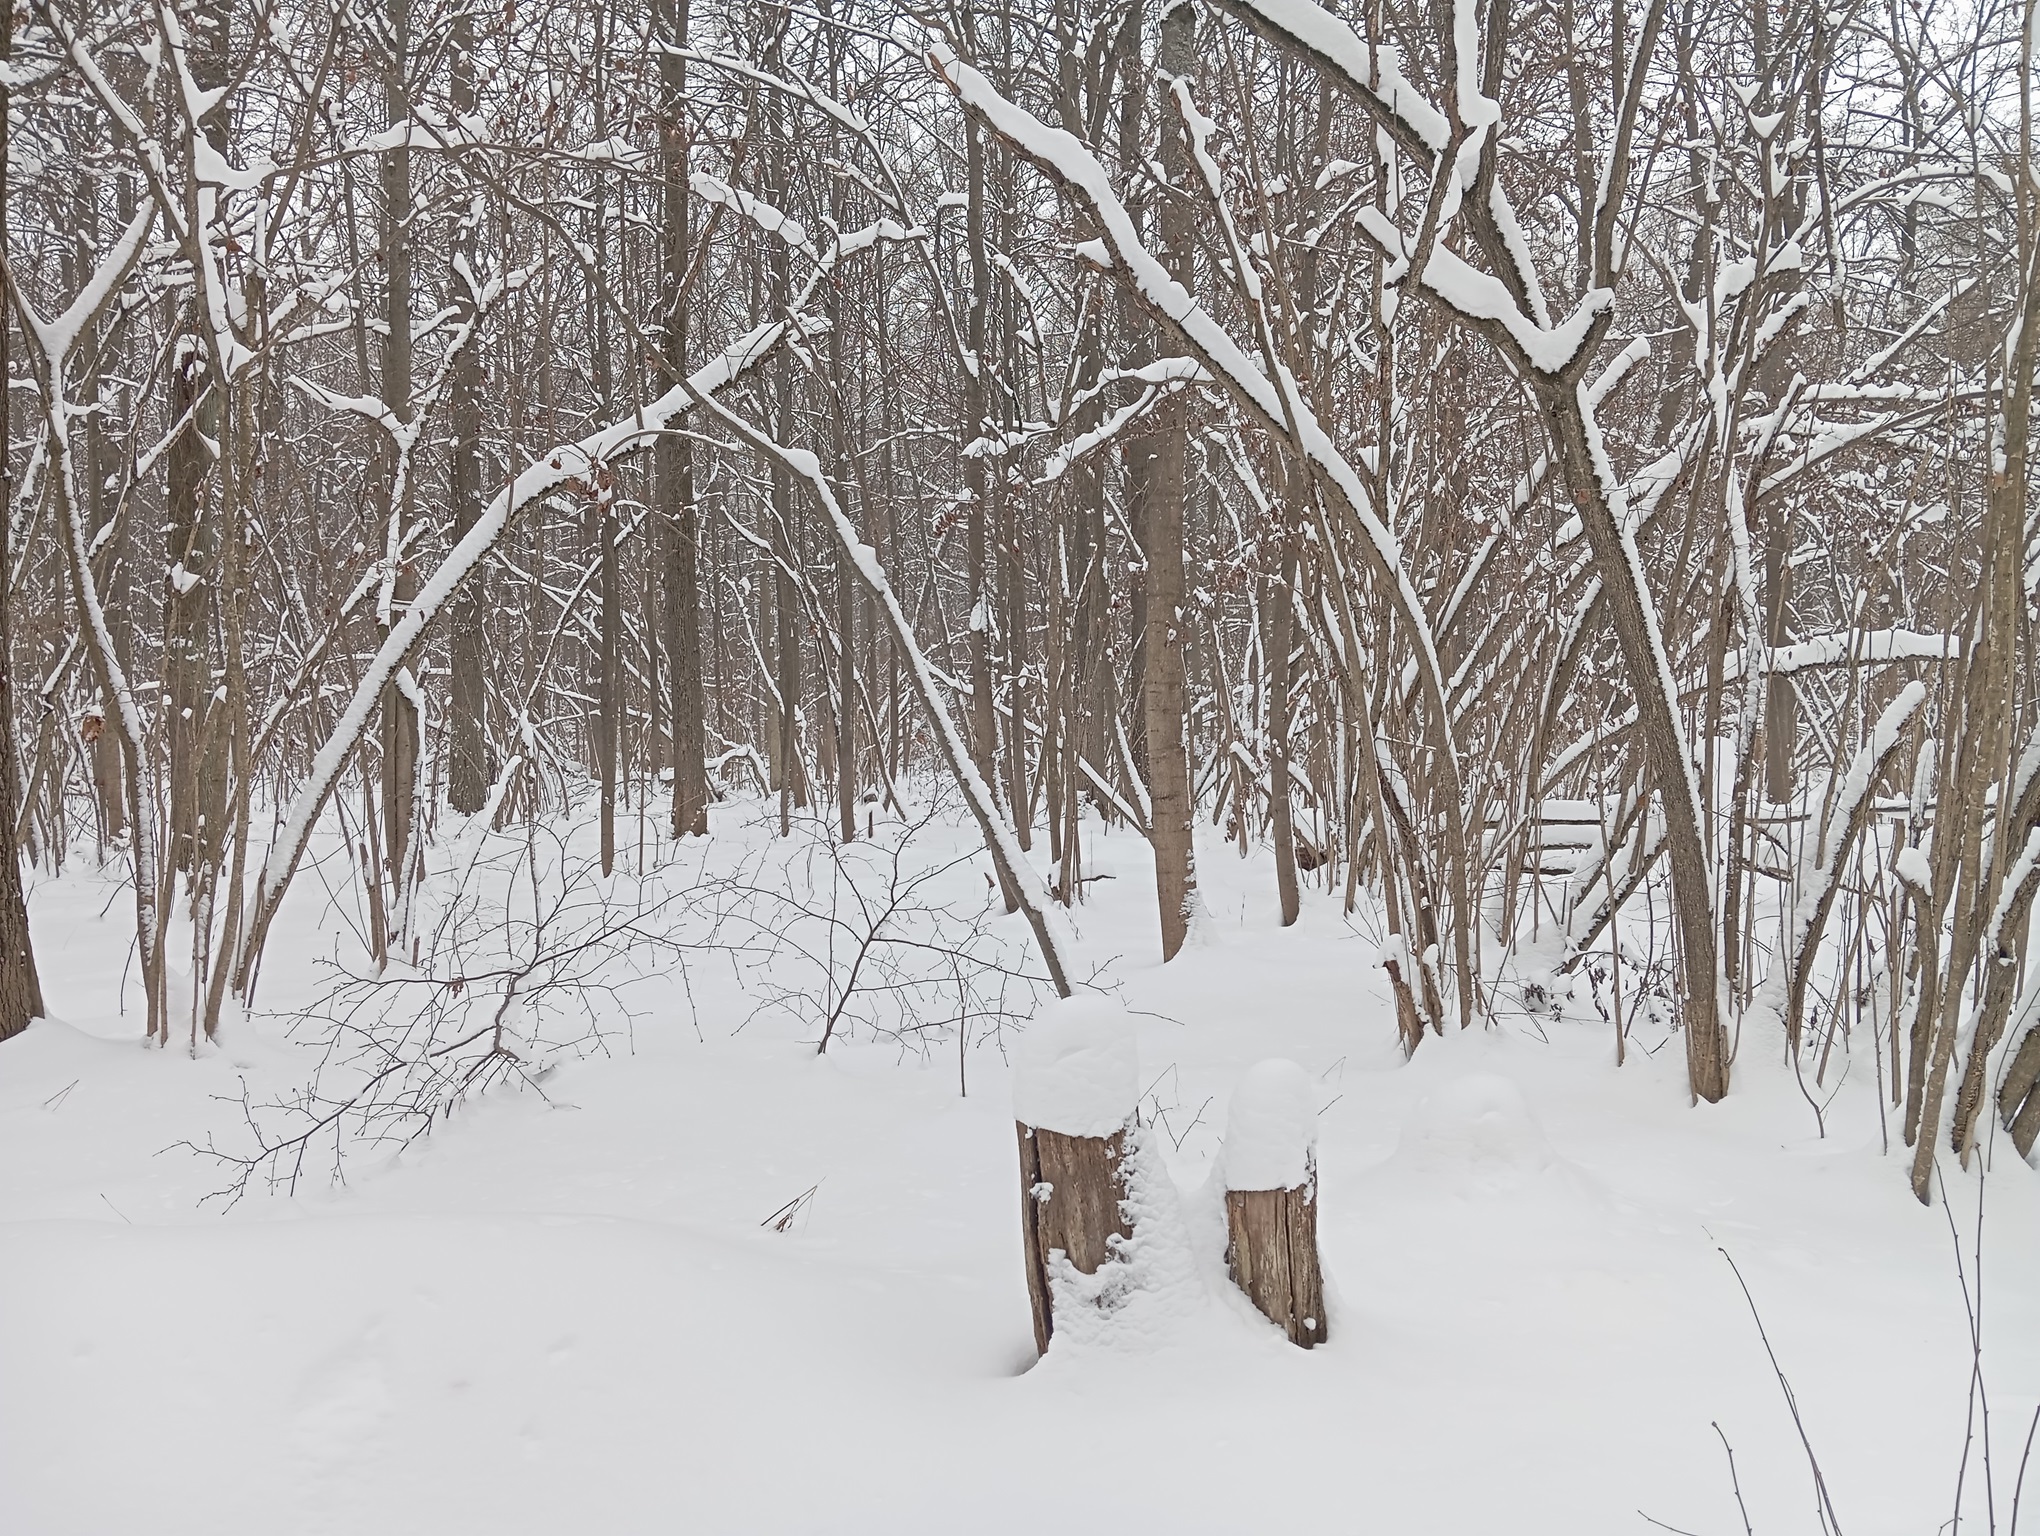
[0,5,44,1040]
[163,0,229,879]
[378,0,418,944]
[1538,382,1727,1102]
[964,122,999,807]
[1144,1,1201,961]
[659,0,707,839]
[2003,1025,2040,1157]
[1267,518,1301,927]
[445,12,489,817]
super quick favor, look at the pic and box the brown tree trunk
[378,0,418,941]
[2003,1025,2040,1157]
[1144,1,1201,960]
[163,0,229,879]
[660,0,709,839]
[1538,382,1728,1102]
[1267,509,1301,927]
[0,3,44,1040]
[964,119,999,808]
[445,10,489,817]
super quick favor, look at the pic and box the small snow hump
[1012,995,1139,1137]
[1222,1059,1317,1192]
[1401,1073,1556,1193]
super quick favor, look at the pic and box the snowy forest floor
[3,792,2038,1535]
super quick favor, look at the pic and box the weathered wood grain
[1016,1121,1132,1355]
[1225,1177,1327,1349]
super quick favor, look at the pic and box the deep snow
[3,795,2037,1535]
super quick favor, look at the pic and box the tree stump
[1016,1122,1132,1354]
[1012,999,1140,1355]
[1223,1060,1327,1348]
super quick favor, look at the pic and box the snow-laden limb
[926,666,1149,835]
[1767,629,1961,674]
[691,173,818,263]
[1987,830,2040,953]
[925,43,1462,838]
[1201,0,1450,159]
[238,321,790,984]
[1210,0,1608,375]
[1164,67,1481,1018]
[673,368,1077,1000]
[675,47,972,377]
[1355,207,1610,374]
[5,205,168,1039]
[1754,682,1928,1047]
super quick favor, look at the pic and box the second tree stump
[1222,1060,1327,1348]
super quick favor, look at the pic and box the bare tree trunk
[963,115,999,808]
[1267,514,1301,927]
[378,0,418,946]
[1144,0,1201,960]
[770,257,804,832]
[162,0,229,880]
[0,4,44,1041]
[660,0,709,839]
[446,9,488,817]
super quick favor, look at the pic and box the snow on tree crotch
[1222,1061,1328,1348]
[1013,998,1140,1355]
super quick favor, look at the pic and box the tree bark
[445,9,489,817]
[1145,0,1201,960]
[0,1,45,1040]
[1016,1122,1132,1355]
[1225,1183,1327,1348]
[378,0,419,943]
[660,0,709,838]
[1267,491,1301,927]
[162,0,230,880]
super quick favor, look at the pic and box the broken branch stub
[1222,1060,1327,1348]
[1012,999,1139,1355]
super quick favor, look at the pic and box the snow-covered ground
[4,797,2036,1534]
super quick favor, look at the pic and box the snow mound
[1222,1059,1316,1191]
[1012,996,1138,1137]
[1398,1073,1557,1195]
[1036,1125,1208,1359]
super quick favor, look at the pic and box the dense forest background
[3,0,2038,1202]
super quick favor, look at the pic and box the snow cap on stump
[1223,1059,1317,1192]
[1013,995,1139,1137]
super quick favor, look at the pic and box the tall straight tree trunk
[445,11,489,816]
[1144,0,1201,960]
[660,0,709,838]
[963,116,999,804]
[379,0,418,945]
[0,0,44,1041]
[829,314,858,845]
[1267,515,1301,927]
[68,142,126,845]
[765,136,805,832]
[163,0,229,877]
[591,14,618,877]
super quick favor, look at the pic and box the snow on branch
[242,321,792,973]
[924,40,1462,805]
